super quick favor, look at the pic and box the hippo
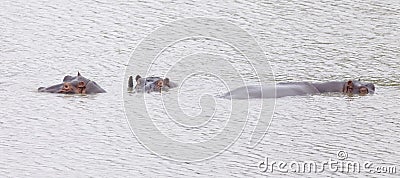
[38,72,106,94]
[128,75,177,93]
[223,80,375,99]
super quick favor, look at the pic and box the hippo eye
[64,84,69,89]
[78,81,85,88]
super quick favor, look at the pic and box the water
[1,0,399,177]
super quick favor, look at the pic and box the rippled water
[1,0,399,177]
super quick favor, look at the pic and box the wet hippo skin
[223,80,375,99]
[38,72,106,94]
[128,75,178,93]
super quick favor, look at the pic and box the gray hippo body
[38,72,106,94]
[128,75,177,93]
[223,80,375,99]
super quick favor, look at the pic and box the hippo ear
[135,75,141,82]
[77,72,81,76]
[128,76,134,88]
[164,78,170,85]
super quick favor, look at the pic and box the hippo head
[38,72,106,94]
[342,80,375,95]
[128,75,175,93]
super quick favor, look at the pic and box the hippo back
[275,82,320,97]
[311,81,346,93]
[224,82,320,99]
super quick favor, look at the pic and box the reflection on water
[1,0,399,177]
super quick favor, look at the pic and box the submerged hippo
[223,80,375,99]
[128,75,177,93]
[38,72,106,94]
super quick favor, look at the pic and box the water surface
[1,0,399,177]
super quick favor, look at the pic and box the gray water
[1,0,400,177]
